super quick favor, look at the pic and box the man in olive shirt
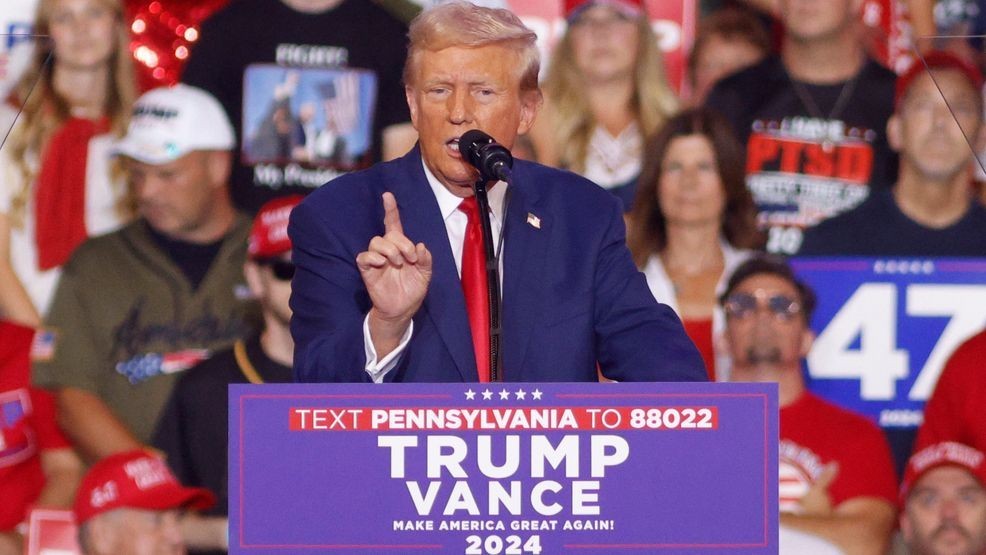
[33,85,254,461]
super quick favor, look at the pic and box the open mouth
[446,137,460,152]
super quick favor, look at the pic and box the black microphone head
[460,129,513,182]
[459,129,494,168]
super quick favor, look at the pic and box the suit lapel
[501,168,548,379]
[391,151,475,382]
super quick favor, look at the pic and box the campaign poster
[0,0,37,101]
[230,382,778,554]
[792,257,986,429]
[242,65,378,171]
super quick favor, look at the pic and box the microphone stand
[472,177,503,382]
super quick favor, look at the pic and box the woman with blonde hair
[0,0,136,325]
[628,107,762,381]
[529,0,677,210]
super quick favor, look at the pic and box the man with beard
[721,256,898,554]
[901,441,986,555]
[154,196,301,554]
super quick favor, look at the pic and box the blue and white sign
[792,257,986,429]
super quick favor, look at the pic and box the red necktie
[458,197,490,382]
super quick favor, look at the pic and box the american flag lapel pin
[526,213,541,229]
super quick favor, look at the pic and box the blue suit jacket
[289,147,705,383]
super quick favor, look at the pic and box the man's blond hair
[403,2,540,92]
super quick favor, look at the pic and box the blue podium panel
[230,382,778,554]
[791,258,986,429]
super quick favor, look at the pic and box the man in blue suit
[288,2,704,383]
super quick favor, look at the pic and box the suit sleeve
[289,199,375,382]
[592,198,707,382]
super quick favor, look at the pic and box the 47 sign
[792,258,986,428]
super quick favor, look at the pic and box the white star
[482,389,493,400]
[531,389,543,400]
[499,389,511,400]
[515,389,527,400]
[465,389,476,400]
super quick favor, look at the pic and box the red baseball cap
[74,450,215,524]
[248,195,304,260]
[895,50,985,109]
[564,0,644,21]
[901,441,986,504]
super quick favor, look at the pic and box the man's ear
[973,119,986,154]
[799,327,815,359]
[244,260,263,300]
[208,150,233,188]
[887,113,902,153]
[899,511,913,544]
[517,89,543,136]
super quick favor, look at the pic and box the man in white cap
[74,449,216,555]
[900,441,986,555]
[33,84,256,463]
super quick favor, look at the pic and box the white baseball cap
[114,84,235,164]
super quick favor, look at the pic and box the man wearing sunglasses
[721,256,898,555]
[152,195,302,555]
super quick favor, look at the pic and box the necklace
[234,340,264,384]
[585,122,641,186]
[788,70,861,152]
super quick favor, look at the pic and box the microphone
[460,129,513,182]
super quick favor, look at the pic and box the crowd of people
[1,0,985,553]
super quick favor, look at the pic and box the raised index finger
[382,192,403,235]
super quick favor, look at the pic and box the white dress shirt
[362,160,506,382]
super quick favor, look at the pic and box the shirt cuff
[363,315,413,383]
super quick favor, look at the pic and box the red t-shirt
[915,329,986,453]
[682,317,715,381]
[0,321,71,530]
[779,392,897,512]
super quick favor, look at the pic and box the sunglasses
[257,259,295,281]
[723,292,802,321]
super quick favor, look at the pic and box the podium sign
[230,382,778,554]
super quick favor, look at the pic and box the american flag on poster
[0,388,34,465]
[320,71,360,135]
[30,329,57,361]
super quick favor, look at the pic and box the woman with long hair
[529,0,677,210]
[0,0,136,325]
[628,107,763,381]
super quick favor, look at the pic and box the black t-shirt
[153,335,292,530]
[182,0,411,212]
[799,189,986,256]
[147,226,223,290]
[705,55,898,254]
